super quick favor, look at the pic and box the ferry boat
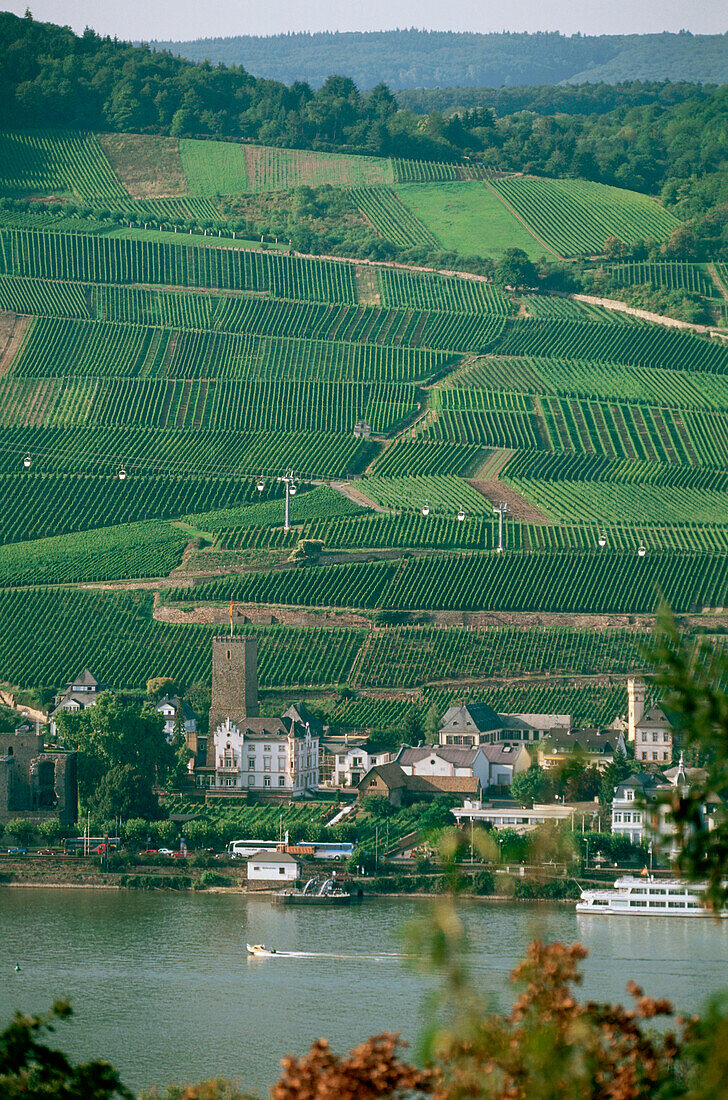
[577,875,727,917]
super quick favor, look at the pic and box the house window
[248,774,256,786]
[248,759,255,769]
[279,776,285,787]
[264,776,270,787]
[626,790,634,800]
[264,758,271,770]
[652,752,658,760]
[279,867,285,874]
[663,732,670,742]
[663,752,669,761]
[264,745,271,752]
[641,732,647,741]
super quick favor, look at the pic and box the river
[2,888,728,1095]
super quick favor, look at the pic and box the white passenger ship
[577,876,727,917]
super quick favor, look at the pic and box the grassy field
[96,133,188,199]
[242,144,393,191]
[179,138,249,196]
[395,181,550,260]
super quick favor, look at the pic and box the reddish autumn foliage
[272,1034,433,1100]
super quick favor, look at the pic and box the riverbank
[0,855,583,903]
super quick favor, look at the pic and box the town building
[352,420,372,439]
[330,740,395,788]
[357,762,481,806]
[452,798,597,833]
[156,696,197,742]
[537,726,627,770]
[0,726,77,826]
[395,743,530,791]
[246,851,301,884]
[611,773,672,846]
[612,762,725,850]
[627,678,673,763]
[438,703,568,747]
[198,637,319,797]
[49,668,105,737]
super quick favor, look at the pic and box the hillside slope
[151,30,728,90]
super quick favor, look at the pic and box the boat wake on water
[246,943,408,960]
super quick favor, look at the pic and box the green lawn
[179,138,249,197]
[395,181,549,260]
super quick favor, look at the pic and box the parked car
[36,847,61,855]
[170,850,188,859]
[91,843,117,854]
[138,848,158,856]
[157,848,175,855]
[7,847,27,855]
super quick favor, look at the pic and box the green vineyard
[178,550,728,614]
[488,176,681,256]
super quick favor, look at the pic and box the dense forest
[2,10,728,233]
[151,29,728,91]
[397,81,716,118]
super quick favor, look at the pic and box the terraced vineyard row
[371,440,485,477]
[0,129,129,202]
[0,520,188,586]
[356,474,494,514]
[447,354,728,413]
[7,315,447,383]
[0,273,506,355]
[353,625,651,687]
[181,550,728,614]
[377,267,510,314]
[0,426,372,480]
[0,589,365,689]
[328,682,631,728]
[508,477,728,528]
[0,474,266,544]
[489,176,680,256]
[502,450,728,491]
[540,395,728,466]
[494,318,728,374]
[0,229,358,302]
[603,261,719,296]
[427,388,544,449]
[0,375,417,434]
[351,188,440,248]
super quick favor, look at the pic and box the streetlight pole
[278,469,297,532]
[493,501,508,553]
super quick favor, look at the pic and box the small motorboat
[246,943,277,956]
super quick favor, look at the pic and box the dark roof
[480,744,528,764]
[615,773,669,794]
[441,703,504,732]
[636,707,671,730]
[542,727,621,755]
[282,703,324,735]
[65,669,100,689]
[248,851,300,864]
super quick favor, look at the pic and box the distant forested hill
[150,30,728,91]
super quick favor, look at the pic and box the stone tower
[207,636,258,767]
[627,677,646,743]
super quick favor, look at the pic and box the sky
[6,0,728,41]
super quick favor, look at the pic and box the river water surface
[3,888,728,1094]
